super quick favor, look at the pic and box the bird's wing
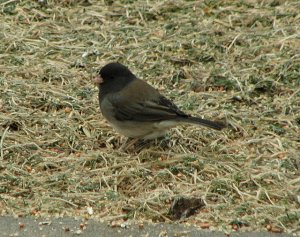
[107,80,188,122]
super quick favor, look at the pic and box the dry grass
[1,0,300,234]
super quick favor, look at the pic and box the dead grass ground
[0,0,299,234]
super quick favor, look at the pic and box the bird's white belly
[109,120,178,139]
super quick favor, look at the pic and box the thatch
[1,0,299,233]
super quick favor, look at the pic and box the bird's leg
[156,134,172,149]
[134,139,153,151]
[119,137,155,152]
[118,137,142,151]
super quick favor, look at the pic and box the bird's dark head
[95,63,136,98]
[98,63,135,84]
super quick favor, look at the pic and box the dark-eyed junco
[94,63,225,140]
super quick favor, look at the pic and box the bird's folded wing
[109,94,187,122]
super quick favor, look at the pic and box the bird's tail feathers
[179,116,226,130]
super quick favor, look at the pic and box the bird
[94,62,226,140]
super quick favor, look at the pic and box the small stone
[64,107,72,113]
[87,207,93,215]
[74,229,82,235]
[270,226,283,233]
[199,222,210,229]
[120,222,128,228]
[19,222,25,229]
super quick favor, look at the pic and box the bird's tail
[179,116,226,130]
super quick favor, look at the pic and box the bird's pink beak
[93,75,103,85]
